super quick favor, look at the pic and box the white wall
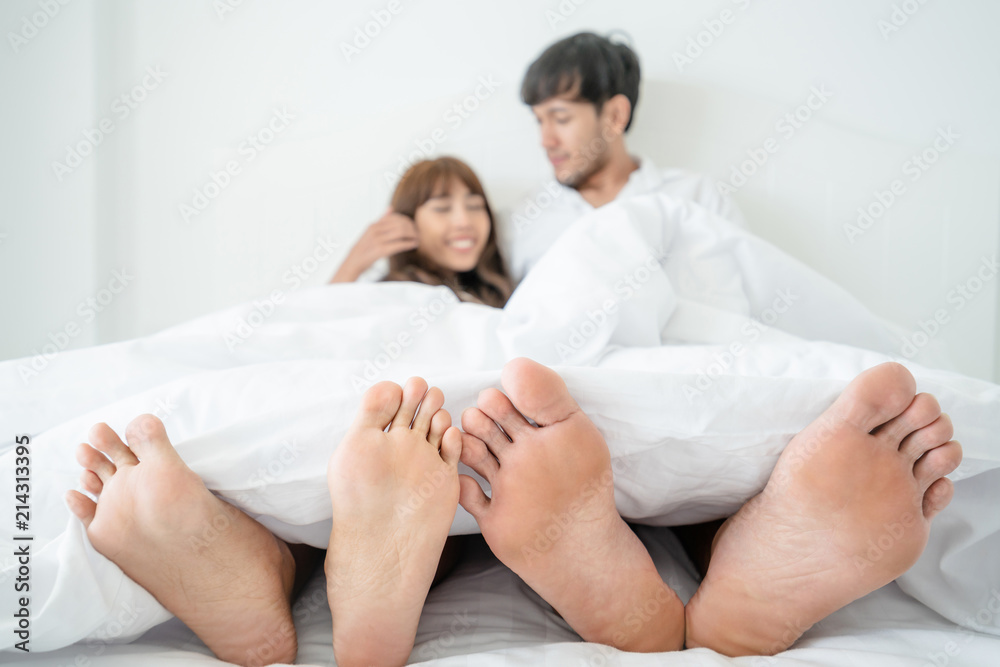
[1,0,99,357]
[2,0,998,381]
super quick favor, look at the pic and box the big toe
[833,362,917,434]
[500,358,580,427]
[124,414,179,461]
[355,381,404,430]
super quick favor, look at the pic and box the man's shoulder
[633,157,718,201]
[643,163,745,227]
[656,167,722,197]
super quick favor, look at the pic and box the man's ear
[602,94,632,134]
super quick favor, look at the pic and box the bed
[3,195,999,665]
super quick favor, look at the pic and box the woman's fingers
[357,213,418,259]
[375,218,418,244]
[381,214,416,234]
[383,237,420,256]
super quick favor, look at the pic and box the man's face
[531,94,612,188]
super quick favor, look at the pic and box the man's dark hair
[521,32,641,132]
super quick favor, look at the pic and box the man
[503,31,743,283]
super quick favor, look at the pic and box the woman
[330,156,513,307]
[64,159,516,667]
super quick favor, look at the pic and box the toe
[76,442,116,483]
[922,477,955,519]
[899,414,954,461]
[65,490,97,528]
[413,386,445,436]
[477,388,532,441]
[355,381,404,430]
[429,409,451,449]
[458,475,490,521]
[461,407,512,458]
[872,393,941,445]
[440,426,462,467]
[88,422,139,468]
[500,357,580,427]
[459,430,499,481]
[124,414,178,460]
[80,470,103,496]
[913,440,963,490]
[389,377,428,431]
[833,362,916,433]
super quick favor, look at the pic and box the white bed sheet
[2,193,999,664]
[11,529,1000,666]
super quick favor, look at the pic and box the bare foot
[326,377,461,667]
[458,358,684,652]
[65,415,297,667]
[685,361,963,656]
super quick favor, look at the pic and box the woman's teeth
[449,239,475,250]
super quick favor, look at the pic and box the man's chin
[554,168,581,188]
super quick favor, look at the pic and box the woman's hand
[330,208,419,283]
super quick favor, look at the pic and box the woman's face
[412,177,491,274]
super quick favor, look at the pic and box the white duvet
[2,194,999,665]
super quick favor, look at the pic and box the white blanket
[2,194,999,662]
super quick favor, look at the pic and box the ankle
[684,582,807,656]
[571,553,685,652]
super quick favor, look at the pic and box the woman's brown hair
[384,157,513,308]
